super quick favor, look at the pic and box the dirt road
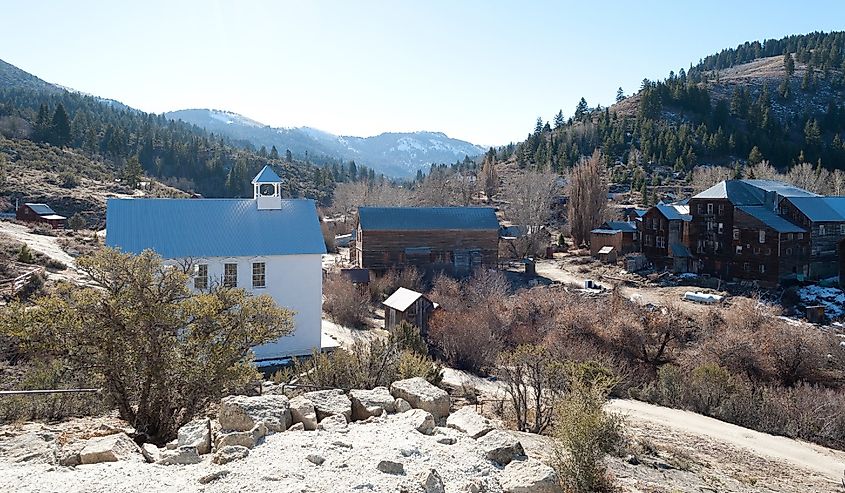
[608,398,845,481]
[0,220,86,284]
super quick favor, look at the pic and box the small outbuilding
[16,203,66,229]
[382,287,438,333]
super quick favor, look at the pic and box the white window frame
[819,225,826,236]
[252,262,266,289]
[733,228,739,240]
[223,263,238,288]
[735,245,742,254]
[759,264,766,274]
[758,229,766,243]
[707,203,714,214]
[194,263,208,290]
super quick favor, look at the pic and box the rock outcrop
[156,446,203,466]
[401,409,436,435]
[215,423,266,450]
[289,395,318,430]
[390,378,451,419]
[218,395,291,432]
[212,445,250,465]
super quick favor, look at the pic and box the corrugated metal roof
[693,180,817,205]
[736,206,806,233]
[25,203,56,215]
[597,246,614,254]
[383,287,426,311]
[605,221,637,232]
[106,198,326,258]
[655,204,691,222]
[358,207,499,231]
[590,228,620,235]
[786,197,845,222]
[252,165,282,183]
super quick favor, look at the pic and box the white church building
[106,165,326,360]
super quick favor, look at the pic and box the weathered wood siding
[779,199,845,280]
[358,228,499,271]
[688,198,735,277]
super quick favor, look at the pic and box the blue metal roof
[106,198,326,258]
[786,197,845,222]
[655,204,692,222]
[736,206,806,233]
[358,207,499,231]
[605,221,638,232]
[252,165,282,183]
[25,203,56,216]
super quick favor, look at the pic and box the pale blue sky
[1,1,844,145]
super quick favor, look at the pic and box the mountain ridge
[164,108,486,177]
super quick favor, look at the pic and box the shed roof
[655,204,691,222]
[383,287,428,312]
[40,214,66,220]
[358,207,499,231]
[251,165,282,183]
[597,246,614,255]
[24,203,57,216]
[590,228,620,235]
[736,206,806,233]
[785,196,845,222]
[605,221,638,232]
[106,198,326,258]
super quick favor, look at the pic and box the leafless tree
[690,165,733,192]
[414,167,458,206]
[567,150,608,246]
[480,155,499,203]
[831,169,845,196]
[503,169,559,257]
[786,162,829,194]
[744,160,784,181]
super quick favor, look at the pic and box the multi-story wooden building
[777,196,845,280]
[688,180,815,286]
[355,206,500,274]
[640,203,692,272]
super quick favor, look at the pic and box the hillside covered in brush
[513,31,845,178]
[0,59,335,203]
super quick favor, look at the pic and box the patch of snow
[798,285,845,319]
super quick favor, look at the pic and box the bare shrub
[553,365,623,493]
[369,267,422,302]
[323,273,369,328]
[497,344,567,434]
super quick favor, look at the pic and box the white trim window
[252,262,266,289]
[758,230,766,244]
[733,228,740,240]
[707,203,714,214]
[194,263,208,290]
[223,263,238,288]
[819,225,826,236]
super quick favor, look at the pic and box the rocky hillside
[166,109,486,178]
[2,375,844,493]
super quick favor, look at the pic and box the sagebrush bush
[322,273,369,328]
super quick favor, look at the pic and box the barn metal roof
[605,221,638,232]
[785,197,845,222]
[383,287,428,312]
[251,165,282,183]
[736,206,806,233]
[693,180,817,205]
[358,207,499,231]
[24,203,57,216]
[106,198,326,258]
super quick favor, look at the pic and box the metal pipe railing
[0,388,101,396]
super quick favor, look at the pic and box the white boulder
[318,414,349,433]
[390,378,450,419]
[394,398,412,413]
[498,458,561,493]
[477,430,525,466]
[401,408,436,435]
[212,445,249,465]
[156,446,203,466]
[350,387,395,420]
[79,434,147,465]
[215,423,266,450]
[177,418,212,454]
[302,389,352,422]
[289,395,318,430]
[218,395,290,432]
[447,407,493,439]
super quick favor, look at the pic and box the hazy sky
[2,1,844,145]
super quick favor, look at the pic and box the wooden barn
[355,207,500,274]
[382,287,438,333]
[16,202,66,229]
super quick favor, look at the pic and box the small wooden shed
[382,287,438,333]
[16,203,66,229]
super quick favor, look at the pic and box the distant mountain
[0,59,61,94]
[165,108,486,177]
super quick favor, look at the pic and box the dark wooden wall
[358,228,499,271]
[779,198,845,280]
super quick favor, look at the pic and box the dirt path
[607,398,845,482]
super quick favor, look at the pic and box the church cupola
[252,165,283,210]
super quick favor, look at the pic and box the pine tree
[269,145,279,160]
[122,155,143,189]
[615,87,624,103]
[348,160,357,181]
[748,146,763,164]
[49,104,71,147]
[34,103,50,142]
[553,110,565,129]
[258,146,268,158]
[534,117,544,134]
[285,149,293,162]
[783,51,795,76]
[574,98,588,121]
